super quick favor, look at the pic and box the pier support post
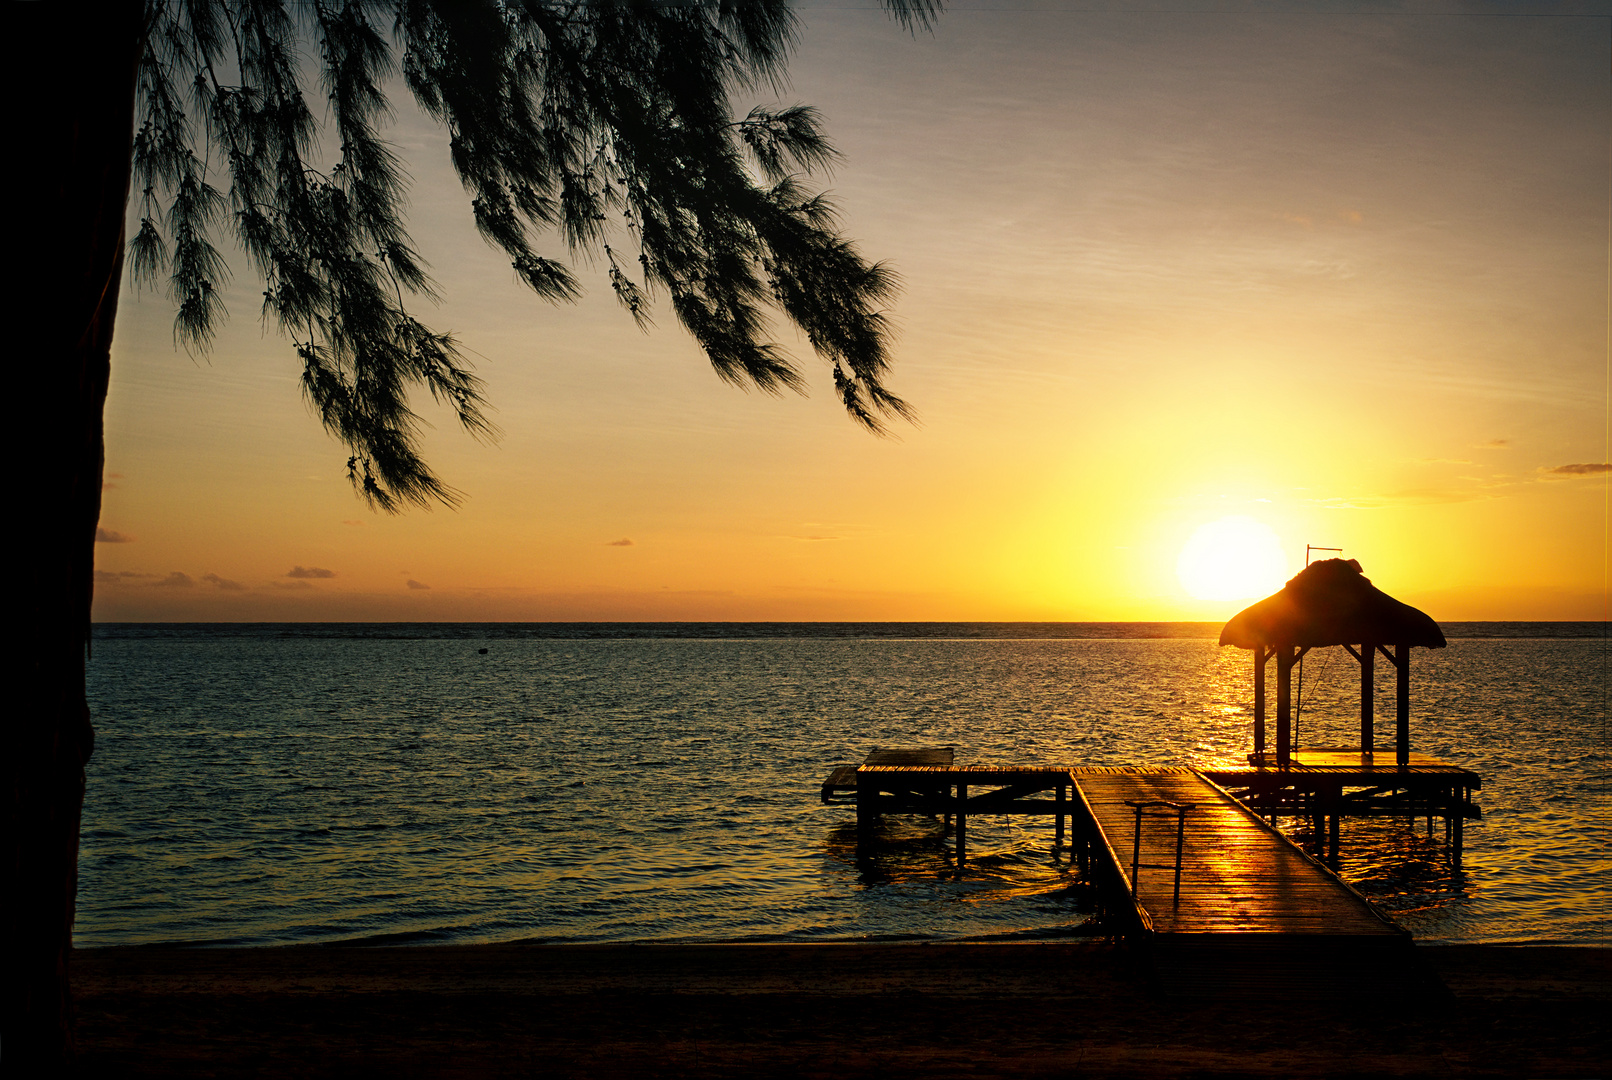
[1327,783,1342,868]
[856,768,883,853]
[1310,790,1324,853]
[1054,783,1066,855]
[955,783,967,866]
[1453,786,1465,868]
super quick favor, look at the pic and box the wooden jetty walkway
[1069,767,1400,939]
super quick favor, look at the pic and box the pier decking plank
[1072,770,1400,938]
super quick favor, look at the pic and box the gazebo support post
[1360,642,1375,756]
[1395,642,1410,767]
[1276,644,1295,768]
[1253,645,1268,761]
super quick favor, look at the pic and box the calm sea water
[79,624,1610,949]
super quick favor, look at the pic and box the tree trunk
[5,3,142,1069]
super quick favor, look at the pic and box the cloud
[95,527,133,543]
[342,520,364,527]
[272,580,313,590]
[406,579,431,590]
[201,573,246,591]
[94,570,155,583]
[1545,463,1612,477]
[605,538,634,547]
[102,473,123,491]
[153,571,194,588]
[286,565,336,578]
[1312,486,1499,509]
[1479,439,1510,450]
[787,535,839,542]
[1338,209,1363,225]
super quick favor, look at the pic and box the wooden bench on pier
[820,746,954,805]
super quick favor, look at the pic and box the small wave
[316,929,456,947]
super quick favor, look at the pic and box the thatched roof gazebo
[1219,558,1446,767]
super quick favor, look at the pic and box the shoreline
[73,941,1609,1077]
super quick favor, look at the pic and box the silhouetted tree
[6,0,934,1067]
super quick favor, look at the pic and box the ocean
[78,623,1610,949]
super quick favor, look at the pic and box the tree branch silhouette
[7,1,938,1068]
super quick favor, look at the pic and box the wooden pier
[824,751,1423,984]
[836,757,1398,935]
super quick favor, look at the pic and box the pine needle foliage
[131,0,934,510]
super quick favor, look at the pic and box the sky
[92,1,1611,623]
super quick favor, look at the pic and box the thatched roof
[1219,558,1446,650]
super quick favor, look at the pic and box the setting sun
[1176,517,1290,601]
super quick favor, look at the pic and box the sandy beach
[71,941,1608,1077]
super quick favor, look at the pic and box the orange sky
[93,4,1611,623]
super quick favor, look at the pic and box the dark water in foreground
[79,623,1610,948]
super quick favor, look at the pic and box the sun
[1176,517,1290,601]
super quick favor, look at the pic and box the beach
[73,942,1609,1077]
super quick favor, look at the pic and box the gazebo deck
[1201,745,1481,867]
[1208,746,1482,785]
